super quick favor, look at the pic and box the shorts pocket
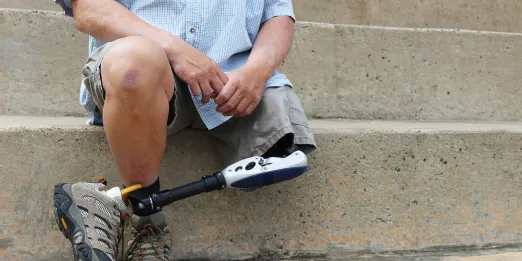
[285,86,311,128]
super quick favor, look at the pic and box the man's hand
[168,43,228,104]
[70,0,228,105]
[215,65,268,117]
[214,15,294,117]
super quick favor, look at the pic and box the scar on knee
[121,68,141,90]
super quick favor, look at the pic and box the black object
[262,133,299,158]
[127,178,161,216]
[245,162,256,170]
[128,172,226,216]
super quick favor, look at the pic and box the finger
[217,70,228,85]
[215,80,237,105]
[200,80,213,104]
[209,75,225,95]
[188,81,201,97]
[239,101,258,117]
[217,89,243,114]
[226,97,251,116]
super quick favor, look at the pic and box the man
[53,0,316,260]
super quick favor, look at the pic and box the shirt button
[190,28,196,33]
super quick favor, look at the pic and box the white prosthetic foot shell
[221,150,308,189]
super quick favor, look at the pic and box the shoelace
[124,225,168,261]
[117,218,126,261]
[97,217,125,261]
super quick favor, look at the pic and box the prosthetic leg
[104,134,309,216]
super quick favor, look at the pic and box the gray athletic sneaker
[54,182,127,261]
[124,211,172,261]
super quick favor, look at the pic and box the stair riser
[1,126,521,260]
[1,10,522,121]
[294,0,522,33]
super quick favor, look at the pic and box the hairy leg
[100,36,174,187]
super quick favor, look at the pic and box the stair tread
[2,116,522,132]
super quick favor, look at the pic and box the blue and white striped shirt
[56,0,295,129]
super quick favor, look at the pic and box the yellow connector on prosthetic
[97,177,143,205]
[120,184,144,203]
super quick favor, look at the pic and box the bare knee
[101,36,174,101]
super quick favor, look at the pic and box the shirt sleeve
[55,0,74,17]
[261,0,296,24]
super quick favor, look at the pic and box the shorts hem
[250,124,317,157]
[252,125,294,156]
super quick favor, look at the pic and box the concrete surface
[0,0,60,11]
[294,0,522,33]
[1,116,522,260]
[284,22,522,122]
[6,116,522,132]
[0,9,87,117]
[444,251,522,261]
[2,9,522,122]
[335,249,522,261]
[2,0,522,32]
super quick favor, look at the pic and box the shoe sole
[54,183,95,261]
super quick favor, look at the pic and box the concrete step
[1,0,521,32]
[0,0,61,11]
[294,0,522,33]
[1,116,522,260]
[438,251,522,261]
[2,9,522,122]
[0,9,87,117]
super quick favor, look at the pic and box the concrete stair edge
[3,116,522,133]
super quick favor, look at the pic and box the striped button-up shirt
[56,0,295,129]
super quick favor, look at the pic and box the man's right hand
[167,43,228,104]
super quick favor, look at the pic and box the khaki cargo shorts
[82,40,317,165]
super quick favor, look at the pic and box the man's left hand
[215,64,269,117]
